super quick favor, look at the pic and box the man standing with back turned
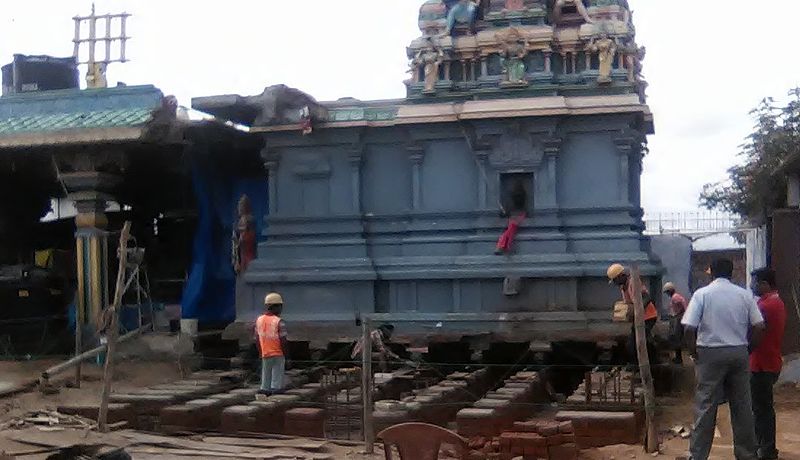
[749,268,786,460]
[682,259,766,460]
[255,292,289,396]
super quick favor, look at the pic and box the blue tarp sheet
[181,158,267,324]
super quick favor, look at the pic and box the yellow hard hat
[264,292,284,306]
[607,263,626,282]
[662,282,676,293]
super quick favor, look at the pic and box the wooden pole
[361,317,374,454]
[74,307,82,389]
[41,326,145,384]
[97,221,131,433]
[630,265,658,453]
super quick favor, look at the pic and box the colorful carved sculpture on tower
[497,28,530,85]
[589,33,616,84]
[412,39,445,94]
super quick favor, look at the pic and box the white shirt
[682,278,764,348]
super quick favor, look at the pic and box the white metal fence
[643,211,741,236]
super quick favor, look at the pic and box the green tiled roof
[0,107,154,135]
[0,85,164,141]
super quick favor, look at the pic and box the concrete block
[220,405,260,434]
[284,408,325,438]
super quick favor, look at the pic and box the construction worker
[749,268,787,460]
[255,292,289,395]
[607,263,658,366]
[682,258,765,460]
[352,324,400,372]
[662,282,688,364]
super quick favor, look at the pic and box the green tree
[700,88,800,223]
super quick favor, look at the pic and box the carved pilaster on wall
[461,122,494,209]
[407,143,426,210]
[541,136,562,208]
[348,137,366,213]
[613,133,636,206]
[261,148,281,215]
[475,148,492,209]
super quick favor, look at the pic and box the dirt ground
[1,360,799,459]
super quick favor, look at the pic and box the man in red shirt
[749,268,787,460]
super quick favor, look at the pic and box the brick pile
[465,420,578,460]
[555,410,641,448]
[457,371,544,438]
[108,378,238,430]
[373,368,491,432]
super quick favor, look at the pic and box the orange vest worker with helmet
[255,292,289,395]
[607,263,659,366]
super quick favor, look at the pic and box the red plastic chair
[377,422,470,460]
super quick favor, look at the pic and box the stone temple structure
[194,0,659,347]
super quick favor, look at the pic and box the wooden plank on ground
[117,431,327,456]
[129,447,333,459]
[202,436,327,451]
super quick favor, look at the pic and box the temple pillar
[56,151,123,341]
[73,192,111,336]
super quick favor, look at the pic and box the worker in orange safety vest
[607,263,659,366]
[255,292,289,395]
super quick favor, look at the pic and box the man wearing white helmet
[662,282,687,364]
[255,292,289,395]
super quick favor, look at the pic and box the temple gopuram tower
[193,0,659,347]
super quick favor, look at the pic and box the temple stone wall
[239,114,659,333]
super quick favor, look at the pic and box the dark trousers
[751,372,780,459]
[669,314,685,363]
[627,318,657,366]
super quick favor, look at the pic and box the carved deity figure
[412,39,445,94]
[589,33,617,84]
[442,0,480,36]
[232,194,256,275]
[497,29,530,85]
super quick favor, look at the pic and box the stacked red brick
[555,410,641,448]
[465,420,578,460]
[457,371,544,438]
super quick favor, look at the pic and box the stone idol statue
[232,194,256,275]
[412,38,445,94]
[589,33,617,84]
[497,28,530,86]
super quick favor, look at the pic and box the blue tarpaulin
[181,156,267,324]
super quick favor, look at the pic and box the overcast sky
[3,1,800,214]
